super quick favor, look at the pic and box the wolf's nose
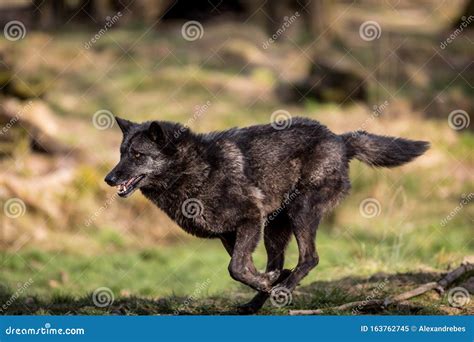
[104,174,118,186]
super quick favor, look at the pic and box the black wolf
[105,116,429,313]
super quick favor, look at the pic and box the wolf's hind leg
[275,194,323,293]
[279,216,320,292]
[264,211,293,273]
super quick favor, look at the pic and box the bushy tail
[341,131,429,168]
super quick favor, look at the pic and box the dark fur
[105,116,429,313]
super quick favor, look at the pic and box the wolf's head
[104,117,183,198]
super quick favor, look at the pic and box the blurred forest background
[0,0,472,315]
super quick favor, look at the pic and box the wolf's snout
[104,173,118,186]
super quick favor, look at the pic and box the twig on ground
[289,261,473,315]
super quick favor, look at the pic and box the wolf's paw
[257,269,293,293]
[265,268,292,285]
[255,281,273,293]
[265,270,281,284]
[264,268,291,284]
[236,292,269,314]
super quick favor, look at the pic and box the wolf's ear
[147,121,166,144]
[115,116,133,134]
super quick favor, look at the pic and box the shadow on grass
[0,270,471,315]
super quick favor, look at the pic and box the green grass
[1,222,472,315]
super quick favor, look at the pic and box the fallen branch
[289,261,473,315]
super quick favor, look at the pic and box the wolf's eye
[134,152,141,159]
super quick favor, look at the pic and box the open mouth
[117,175,144,198]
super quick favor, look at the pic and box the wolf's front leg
[238,215,294,313]
[227,223,279,292]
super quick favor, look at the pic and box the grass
[0,276,458,315]
[1,223,472,315]
[0,19,473,315]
